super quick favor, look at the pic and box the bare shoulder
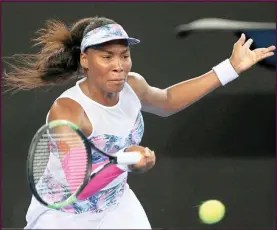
[127,72,149,99]
[127,72,146,87]
[48,98,85,126]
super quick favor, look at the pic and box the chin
[107,83,125,93]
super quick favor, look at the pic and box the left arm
[128,70,221,117]
[128,33,275,117]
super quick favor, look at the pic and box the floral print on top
[37,112,144,214]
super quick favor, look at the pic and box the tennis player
[4,16,275,229]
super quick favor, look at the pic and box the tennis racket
[26,119,141,209]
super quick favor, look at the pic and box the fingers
[243,38,254,49]
[235,33,246,46]
[259,52,275,60]
[130,146,156,172]
[235,33,259,50]
[254,46,276,61]
[254,48,268,54]
[144,147,154,159]
[144,147,156,168]
[257,47,275,54]
[148,149,156,163]
[144,147,151,157]
[135,147,150,166]
[267,45,276,52]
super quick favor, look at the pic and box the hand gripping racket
[26,120,141,209]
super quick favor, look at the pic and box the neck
[80,78,119,107]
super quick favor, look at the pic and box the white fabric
[25,186,151,229]
[55,77,142,140]
[25,77,148,228]
[80,24,140,52]
[212,59,239,86]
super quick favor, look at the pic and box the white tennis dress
[24,78,151,229]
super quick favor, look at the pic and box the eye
[103,56,112,59]
[123,54,130,59]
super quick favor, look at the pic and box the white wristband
[115,148,131,172]
[212,59,239,86]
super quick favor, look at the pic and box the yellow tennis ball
[199,200,225,224]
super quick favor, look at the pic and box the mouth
[109,79,125,83]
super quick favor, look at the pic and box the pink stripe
[77,162,125,200]
[61,147,87,192]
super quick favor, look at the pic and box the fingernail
[144,148,150,156]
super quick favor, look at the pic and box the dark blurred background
[2,2,276,229]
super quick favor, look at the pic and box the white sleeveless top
[45,78,144,214]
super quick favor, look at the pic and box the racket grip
[116,151,142,165]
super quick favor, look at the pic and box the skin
[49,33,275,172]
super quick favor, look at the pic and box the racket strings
[32,127,89,204]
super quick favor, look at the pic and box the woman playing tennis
[4,16,275,229]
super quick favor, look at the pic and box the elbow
[160,110,178,118]
[158,112,171,118]
[159,104,189,117]
[157,107,177,117]
[158,90,175,117]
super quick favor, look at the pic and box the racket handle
[116,151,142,165]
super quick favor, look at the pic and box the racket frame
[26,120,92,209]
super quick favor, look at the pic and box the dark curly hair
[3,16,116,91]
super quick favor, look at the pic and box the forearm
[139,59,238,117]
[164,70,221,116]
[139,33,274,117]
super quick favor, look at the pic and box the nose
[112,58,123,72]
